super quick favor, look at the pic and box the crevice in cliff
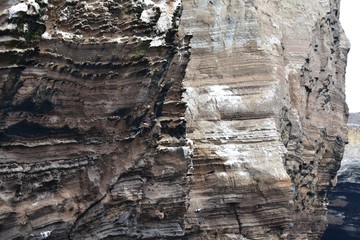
[68,194,107,239]
[154,77,175,117]
[231,203,242,234]
[280,107,292,148]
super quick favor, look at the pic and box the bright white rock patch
[8,0,41,19]
[138,0,181,46]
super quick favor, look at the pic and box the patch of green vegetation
[131,50,145,61]
[27,25,43,44]
[131,41,150,61]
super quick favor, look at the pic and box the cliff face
[0,0,348,239]
[323,114,360,240]
[1,0,191,238]
[181,0,348,239]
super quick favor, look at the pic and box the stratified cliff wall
[1,0,192,239]
[181,0,348,239]
[0,0,348,239]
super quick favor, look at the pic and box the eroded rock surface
[181,0,348,239]
[0,0,348,239]
[1,0,191,239]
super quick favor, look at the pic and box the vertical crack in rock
[68,194,107,239]
[231,203,242,234]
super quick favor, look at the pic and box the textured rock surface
[0,0,348,239]
[1,0,192,239]
[181,0,348,239]
[323,113,360,240]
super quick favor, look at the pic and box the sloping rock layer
[0,0,348,239]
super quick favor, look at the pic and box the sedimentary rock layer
[0,0,348,239]
[1,0,192,239]
[181,0,348,239]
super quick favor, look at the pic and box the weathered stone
[0,0,348,239]
[181,0,348,239]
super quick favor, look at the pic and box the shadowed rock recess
[0,0,348,239]
[323,113,360,240]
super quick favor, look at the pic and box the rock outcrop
[0,0,348,239]
[323,113,360,240]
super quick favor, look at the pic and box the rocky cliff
[323,113,360,240]
[0,0,349,239]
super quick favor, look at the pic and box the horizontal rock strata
[1,0,191,239]
[0,0,349,239]
[181,0,348,239]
